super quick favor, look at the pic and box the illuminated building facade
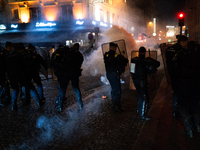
[4,0,133,28]
[184,0,200,41]
[0,0,137,46]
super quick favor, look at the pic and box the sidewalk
[133,77,200,150]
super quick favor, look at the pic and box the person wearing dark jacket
[53,43,84,112]
[26,44,46,104]
[13,43,41,110]
[130,46,160,121]
[173,41,200,138]
[0,43,11,106]
[104,42,128,112]
[165,35,188,118]
[5,42,25,111]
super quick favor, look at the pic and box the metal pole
[180,26,182,35]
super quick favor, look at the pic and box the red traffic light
[178,13,184,18]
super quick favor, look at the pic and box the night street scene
[1,0,200,150]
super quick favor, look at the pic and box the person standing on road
[130,46,160,121]
[17,43,42,108]
[104,42,128,112]
[5,42,25,111]
[0,42,11,106]
[52,43,84,112]
[172,41,200,138]
[165,35,188,118]
[26,44,46,105]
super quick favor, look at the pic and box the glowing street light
[148,22,153,25]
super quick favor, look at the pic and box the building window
[13,9,19,20]
[61,5,73,22]
[76,0,82,3]
[109,0,112,5]
[30,8,40,22]
[107,11,110,23]
[197,7,200,23]
[100,9,103,21]
[112,13,115,24]
[117,15,119,25]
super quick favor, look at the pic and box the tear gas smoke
[17,95,109,149]
[82,25,137,82]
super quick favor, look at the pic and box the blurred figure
[27,44,46,104]
[165,35,188,118]
[0,42,11,106]
[104,42,128,112]
[173,41,200,138]
[130,47,160,121]
[5,42,25,111]
[16,43,41,109]
[52,43,84,112]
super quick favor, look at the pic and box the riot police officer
[26,44,46,104]
[104,42,128,112]
[165,35,188,118]
[0,42,10,106]
[5,42,25,111]
[17,43,42,109]
[173,41,200,138]
[130,47,160,121]
[52,43,84,112]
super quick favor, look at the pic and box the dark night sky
[154,0,187,25]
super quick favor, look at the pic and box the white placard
[130,63,136,73]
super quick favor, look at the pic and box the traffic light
[178,13,184,26]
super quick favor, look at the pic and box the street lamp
[148,22,153,25]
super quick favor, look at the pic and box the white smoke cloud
[82,25,137,78]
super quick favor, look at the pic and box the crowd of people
[1,37,199,139]
[0,42,46,111]
[0,41,160,119]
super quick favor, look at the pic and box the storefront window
[13,9,19,20]
[100,9,103,21]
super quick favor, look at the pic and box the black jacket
[27,50,46,72]
[173,49,200,102]
[104,50,128,74]
[5,49,24,82]
[51,47,84,76]
[130,55,160,79]
[165,43,183,77]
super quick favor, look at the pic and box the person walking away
[104,42,128,112]
[0,43,11,106]
[16,43,42,109]
[165,35,188,118]
[130,46,160,121]
[5,42,25,111]
[26,44,47,104]
[54,43,84,112]
[173,41,200,138]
